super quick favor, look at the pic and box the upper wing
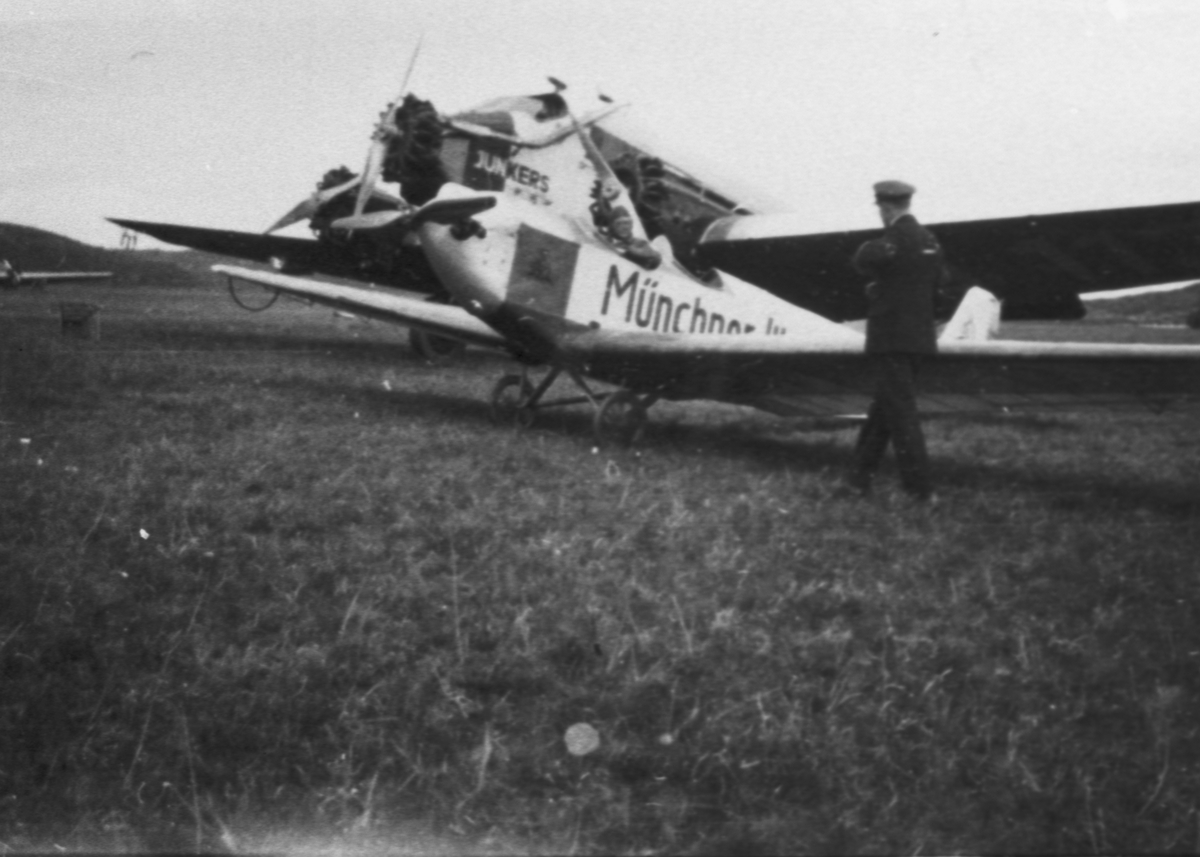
[110,218,339,269]
[212,265,506,350]
[109,218,441,293]
[698,200,1200,322]
[558,328,1200,417]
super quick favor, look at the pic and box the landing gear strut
[487,365,656,447]
[490,373,536,428]
[594,389,649,447]
[409,327,467,362]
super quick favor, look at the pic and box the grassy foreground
[2,284,1199,854]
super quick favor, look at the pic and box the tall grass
[2,288,1198,853]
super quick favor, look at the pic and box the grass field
[2,281,1199,854]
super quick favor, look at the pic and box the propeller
[264,37,424,234]
[351,35,424,219]
[265,176,407,234]
[265,175,359,233]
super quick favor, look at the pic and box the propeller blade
[352,138,386,217]
[266,176,362,233]
[352,36,424,217]
[331,209,409,233]
[409,194,496,229]
[398,34,423,99]
[266,199,321,235]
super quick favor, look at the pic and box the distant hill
[1084,281,1200,326]
[0,222,217,288]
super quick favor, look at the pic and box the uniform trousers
[853,353,931,498]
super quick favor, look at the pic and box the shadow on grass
[113,323,418,357]
[933,457,1200,517]
[281,375,1198,519]
[72,311,1182,521]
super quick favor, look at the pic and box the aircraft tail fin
[939,286,1001,343]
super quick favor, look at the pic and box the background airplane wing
[8,271,112,285]
[212,265,506,350]
[559,328,1200,417]
[698,200,1200,322]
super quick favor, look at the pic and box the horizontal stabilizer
[939,287,1002,343]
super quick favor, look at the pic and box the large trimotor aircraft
[111,78,1200,443]
[2,258,112,289]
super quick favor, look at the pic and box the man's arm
[853,237,897,276]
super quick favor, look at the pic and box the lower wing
[557,328,1200,416]
[212,265,506,350]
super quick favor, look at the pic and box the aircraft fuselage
[416,185,859,367]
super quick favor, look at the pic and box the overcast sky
[3,0,1200,249]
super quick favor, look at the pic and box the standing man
[850,180,946,501]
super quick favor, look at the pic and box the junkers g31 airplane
[111,78,1200,444]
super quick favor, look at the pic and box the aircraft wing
[110,219,337,268]
[558,328,1200,417]
[109,218,440,293]
[7,271,112,285]
[212,265,506,350]
[698,200,1200,322]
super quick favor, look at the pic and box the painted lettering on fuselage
[464,138,510,191]
[467,149,550,194]
[598,264,786,336]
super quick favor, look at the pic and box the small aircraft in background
[112,76,1200,444]
[1,258,112,289]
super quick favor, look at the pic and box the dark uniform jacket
[853,213,945,354]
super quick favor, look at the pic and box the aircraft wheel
[409,328,466,362]
[490,374,536,428]
[594,390,648,447]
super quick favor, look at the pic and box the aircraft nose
[415,188,513,316]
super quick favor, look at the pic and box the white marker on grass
[564,723,600,756]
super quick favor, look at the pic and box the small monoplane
[1,258,112,289]
[112,77,1200,443]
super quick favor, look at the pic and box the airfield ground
[2,280,1199,854]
